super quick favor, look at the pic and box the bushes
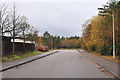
[87,45,97,51]
[35,45,50,52]
[99,45,107,55]
[91,45,97,51]
[99,45,113,56]
[115,44,119,56]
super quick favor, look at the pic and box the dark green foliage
[115,44,119,56]
[99,45,112,56]
[42,31,51,47]
[41,31,82,49]
[99,45,107,55]
[91,45,97,51]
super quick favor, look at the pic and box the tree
[59,36,81,49]
[53,35,61,49]
[82,20,92,50]
[0,4,12,36]
[81,1,120,55]
[1,3,21,54]
[26,29,39,42]
[42,31,51,47]
[38,36,43,45]
[10,4,22,54]
[26,29,39,51]
[19,16,30,53]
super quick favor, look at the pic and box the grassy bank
[86,50,119,63]
[2,50,52,62]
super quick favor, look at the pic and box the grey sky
[3,0,108,37]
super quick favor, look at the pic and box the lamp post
[51,36,53,50]
[112,10,115,59]
[98,7,115,59]
[0,10,2,57]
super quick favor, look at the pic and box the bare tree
[19,16,30,53]
[0,3,19,54]
[0,3,12,56]
[0,4,12,36]
[11,3,21,54]
[0,3,34,54]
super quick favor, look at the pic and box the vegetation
[37,31,82,49]
[2,50,52,62]
[1,1,119,62]
[0,3,38,54]
[81,1,120,56]
[88,51,119,63]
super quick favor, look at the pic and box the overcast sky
[2,0,108,37]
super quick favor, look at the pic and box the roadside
[2,50,52,62]
[78,50,119,78]
[1,50,59,72]
[86,50,119,63]
[54,48,78,50]
[2,50,114,78]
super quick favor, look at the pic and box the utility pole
[112,10,115,59]
[51,36,53,50]
[23,29,25,54]
[0,8,2,57]
[13,4,16,54]
[98,6,116,59]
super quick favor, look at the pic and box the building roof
[11,39,35,44]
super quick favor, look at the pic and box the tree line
[81,1,120,56]
[36,31,82,49]
[35,1,120,56]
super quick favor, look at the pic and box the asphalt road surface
[2,50,113,78]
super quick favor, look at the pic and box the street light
[98,7,115,59]
[51,36,53,50]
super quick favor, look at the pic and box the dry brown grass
[89,51,119,63]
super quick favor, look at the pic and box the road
[2,50,113,78]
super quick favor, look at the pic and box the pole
[13,4,15,54]
[112,10,115,59]
[0,9,2,57]
[51,36,53,50]
[23,30,25,54]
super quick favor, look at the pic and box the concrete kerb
[0,51,59,72]
[77,50,119,79]
[86,56,119,78]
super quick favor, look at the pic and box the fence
[2,36,35,55]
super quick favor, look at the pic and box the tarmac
[1,50,59,72]
[78,50,119,78]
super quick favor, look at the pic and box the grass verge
[2,50,52,62]
[87,51,119,63]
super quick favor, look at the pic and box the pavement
[1,50,59,72]
[78,50,119,78]
[2,50,115,78]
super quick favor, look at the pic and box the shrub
[108,46,113,56]
[99,45,110,55]
[91,45,97,51]
[88,45,97,51]
[116,44,119,56]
